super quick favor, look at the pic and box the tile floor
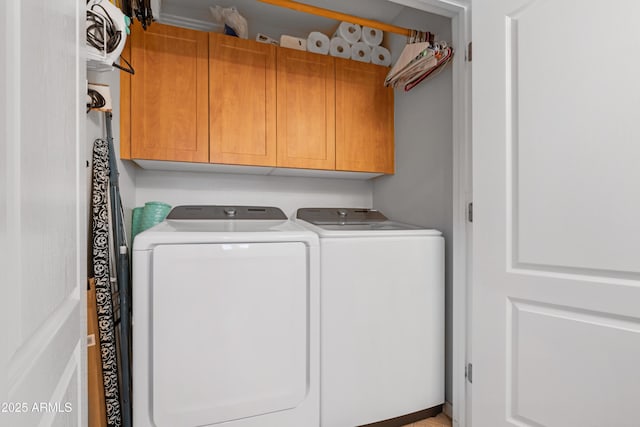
[402,413,452,427]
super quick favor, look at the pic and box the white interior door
[1,1,86,426]
[472,1,640,426]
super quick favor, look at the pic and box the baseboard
[443,401,453,418]
[359,405,443,427]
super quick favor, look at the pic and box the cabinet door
[130,23,209,162]
[277,49,335,170]
[335,59,394,174]
[210,34,277,167]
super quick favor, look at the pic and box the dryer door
[151,242,309,427]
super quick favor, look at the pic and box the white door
[472,1,640,426]
[1,0,86,426]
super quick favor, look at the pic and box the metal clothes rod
[256,0,412,36]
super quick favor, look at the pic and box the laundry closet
[86,0,465,425]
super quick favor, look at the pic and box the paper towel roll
[333,21,361,45]
[350,42,371,63]
[370,45,391,66]
[329,37,351,59]
[280,35,307,51]
[307,31,330,55]
[361,26,383,46]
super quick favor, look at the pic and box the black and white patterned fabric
[91,137,122,427]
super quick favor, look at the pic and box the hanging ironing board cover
[91,137,122,427]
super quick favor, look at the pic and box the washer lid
[297,208,388,225]
[296,207,422,230]
[133,206,319,251]
[167,205,287,220]
[296,208,442,236]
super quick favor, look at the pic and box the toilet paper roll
[361,26,383,47]
[280,35,307,51]
[329,37,351,59]
[370,45,391,66]
[350,42,371,63]
[307,31,330,55]
[333,21,361,45]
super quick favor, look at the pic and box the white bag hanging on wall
[86,0,129,71]
[209,5,248,39]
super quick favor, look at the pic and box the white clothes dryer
[133,206,319,427]
[296,208,444,427]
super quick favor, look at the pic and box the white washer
[133,206,319,427]
[296,208,445,427]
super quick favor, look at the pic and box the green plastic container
[140,201,172,234]
[131,206,144,242]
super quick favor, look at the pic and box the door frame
[388,1,471,426]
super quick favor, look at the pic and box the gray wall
[372,9,454,404]
[135,170,373,219]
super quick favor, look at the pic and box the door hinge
[466,363,473,383]
[467,42,472,62]
[467,202,473,223]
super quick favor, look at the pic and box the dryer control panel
[167,205,287,220]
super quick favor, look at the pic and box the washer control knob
[224,208,237,217]
[337,209,348,217]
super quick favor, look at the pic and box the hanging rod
[256,0,412,37]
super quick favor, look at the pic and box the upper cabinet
[122,23,394,175]
[128,23,209,162]
[335,59,394,174]
[276,48,335,170]
[210,33,277,167]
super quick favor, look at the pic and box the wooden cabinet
[209,33,277,167]
[122,23,394,175]
[127,23,209,162]
[276,48,335,170]
[335,58,395,174]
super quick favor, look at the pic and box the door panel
[335,59,394,174]
[320,237,444,426]
[210,34,277,166]
[509,0,640,274]
[508,299,640,427]
[473,0,640,426]
[130,23,209,162]
[1,0,85,426]
[151,243,308,427]
[277,49,335,170]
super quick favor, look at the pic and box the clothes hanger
[386,30,454,91]
[385,30,435,87]
[403,46,454,91]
